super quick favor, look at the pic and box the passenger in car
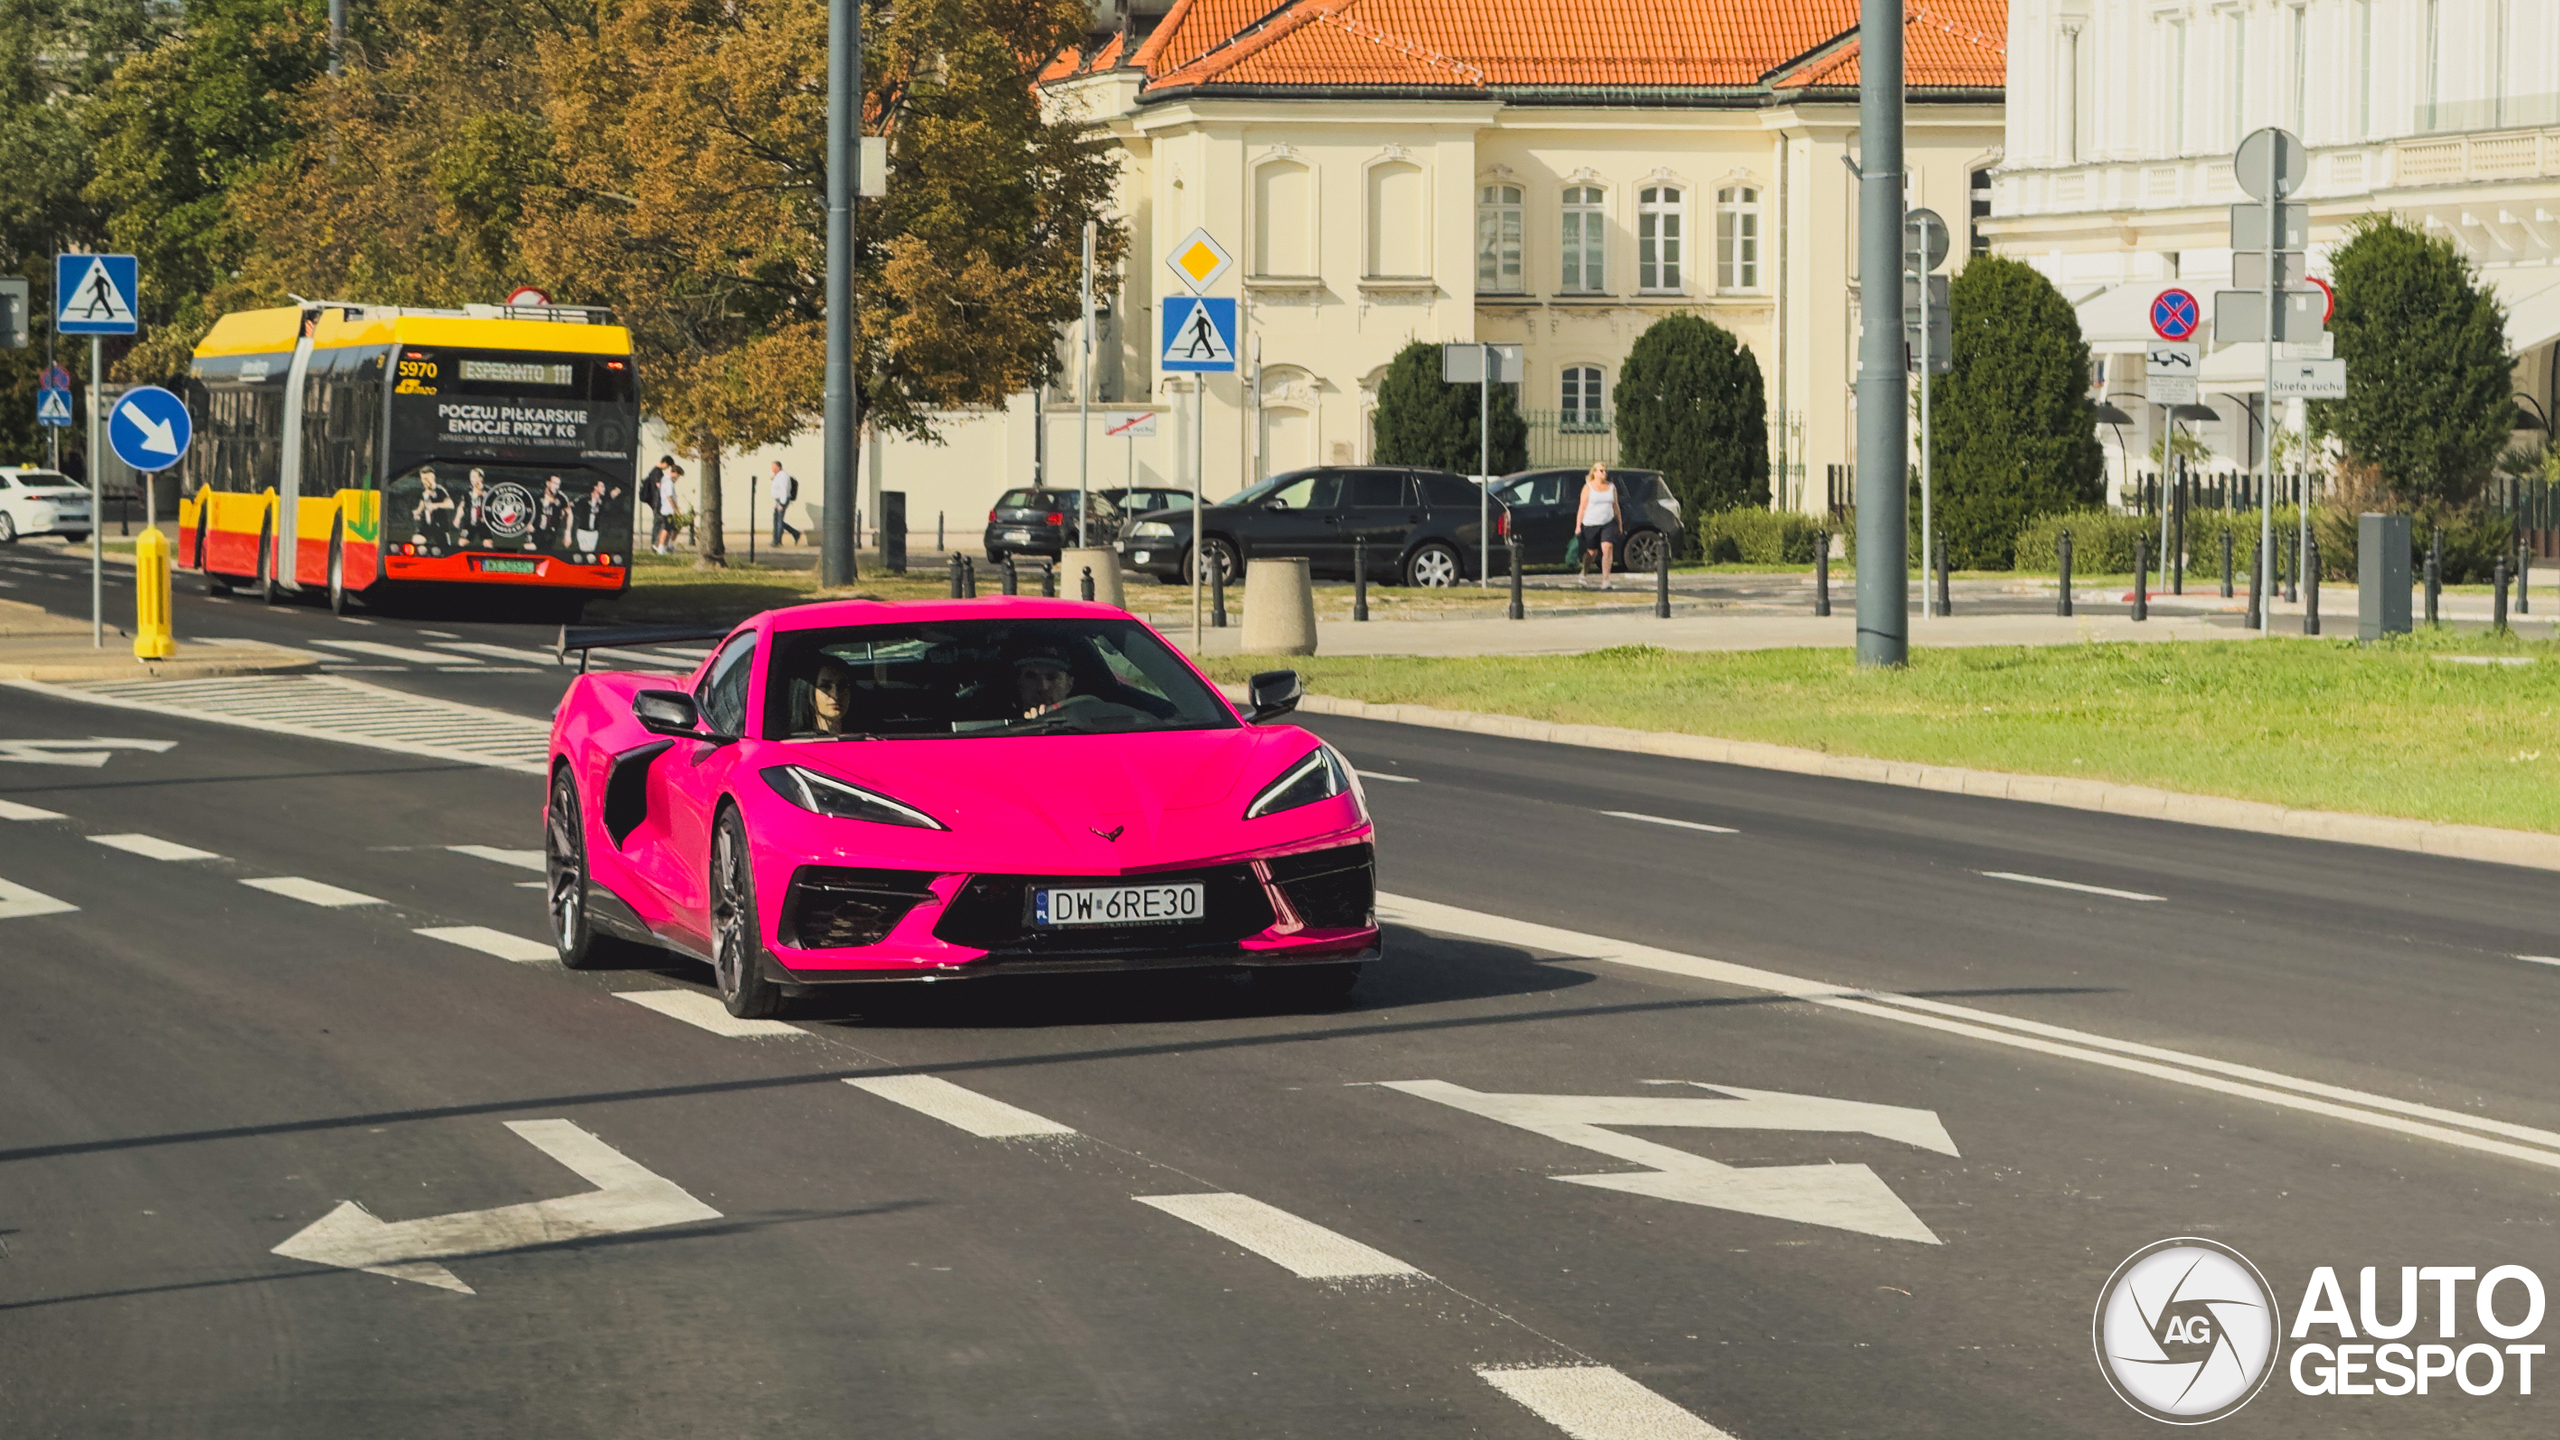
[805,658,858,736]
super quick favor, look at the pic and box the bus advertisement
[177,301,641,617]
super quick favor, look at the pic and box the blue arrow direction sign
[1160,296,1238,373]
[108,385,190,472]
[56,254,138,335]
[36,387,72,427]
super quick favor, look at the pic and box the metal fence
[1519,409,1618,469]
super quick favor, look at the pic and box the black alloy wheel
[1404,541,1461,588]
[1185,536,1241,586]
[0,511,16,544]
[710,810,786,1019]
[1622,528,1668,575]
[546,767,608,969]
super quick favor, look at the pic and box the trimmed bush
[1616,314,1770,517]
[1927,257,2108,568]
[2011,510,2156,575]
[1696,507,1824,564]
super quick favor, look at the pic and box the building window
[1641,186,1685,292]
[1714,186,1755,291]
[1477,184,1523,294]
[1561,186,1605,293]
[1968,168,1993,255]
[1561,366,1605,431]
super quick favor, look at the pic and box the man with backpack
[769,460,802,547]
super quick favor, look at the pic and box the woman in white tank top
[1575,463,1622,587]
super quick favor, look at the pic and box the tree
[1613,313,1767,518]
[1370,339,1526,475]
[2309,215,2513,509]
[1926,255,2105,568]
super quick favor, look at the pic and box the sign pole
[1079,221,1094,549]
[1480,342,1492,589]
[89,334,102,648]
[1917,213,1933,623]
[1853,0,1908,667]
[1191,379,1203,649]
[2258,141,2280,638]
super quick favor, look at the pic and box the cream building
[1991,0,2560,491]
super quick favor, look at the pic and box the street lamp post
[819,0,861,587]
[1852,0,1908,667]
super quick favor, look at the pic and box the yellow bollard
[134,526,173,661]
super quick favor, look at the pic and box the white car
[0,467,92,543]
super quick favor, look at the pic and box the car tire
[1184,537,1240,586]
[1404,541,1461,588]
[546,766,615,970]
[326,526,350,617]
[0,511,15,544]
[258,521,284,605]
[1260,962,1362,1009]
[1622,528,1668,575]
[709,808,787,1019]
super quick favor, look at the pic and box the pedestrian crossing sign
[55,253,138,335]
[1160,296,1238,373]
[36,387,71,426]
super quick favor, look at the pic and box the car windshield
[9,471,75,488]
[765,618,1239,741]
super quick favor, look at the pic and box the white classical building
[1991,0,2560,491]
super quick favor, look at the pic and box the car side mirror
[1246,669,1303,723]
[633,688,707,738]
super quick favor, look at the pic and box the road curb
[1278,690,2560,874]
[0,645,318,682]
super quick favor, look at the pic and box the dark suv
[1489,467,1683,572]
[983,487,1122,564]
[1121,466,1495,587]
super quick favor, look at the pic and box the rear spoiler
[556,623,736,673]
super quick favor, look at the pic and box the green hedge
[1695,507,1827,564]
[2010,506,2518,583]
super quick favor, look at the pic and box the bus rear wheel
[326,530,351,617]
[258,523,285,606]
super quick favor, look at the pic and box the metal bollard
[961,554,977,598]
[2282,529,2296,604]
[2171,479,2185,595]
[947,552,963,598]
[2303,535,2320,635]
[2221,530,2234,598]
[1002,557,1018,596]
[1041,561,1057,598]
[1507,537,1524,620]
[2133,538,2149,622]
[2520,544,2533,615]
[2247,540,2262,629]
[2494,558,2509,633]
[1353,535,1369,621]
[2056,529,2073,616]
[1935,534,1952,617]
[1654,536,1671,618]
[1210,549,1228,628]
[1814,532,1831,617]
[937,511,945,551]
[133,526,173,659]
[1080,565,1095,602]
[2426,529,2441,626]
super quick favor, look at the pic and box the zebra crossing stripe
[9,675,552,774]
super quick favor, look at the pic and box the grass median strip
[1206,629,2560,835]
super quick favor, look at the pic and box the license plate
[1003,528,1032,543]
[1034,882,1203,927]
[477,557,540,574]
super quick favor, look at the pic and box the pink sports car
[545,598,1379,1017]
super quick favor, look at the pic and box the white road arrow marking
[271,1119,719,1294]
[0,737,178,767]
[1380,1080,1955,1245]
[0,875,77,920]
[117,399,180,454]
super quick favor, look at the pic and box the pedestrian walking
[651,459,685,553]
[641,455,674,553]
[769,460,802,547]
[1575,462,1623,589]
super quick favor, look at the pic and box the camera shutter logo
[2094,1238,2281,1423]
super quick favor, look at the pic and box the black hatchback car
[1121,466,1495,587]
[1489,467,1683,572]
[983,487,1122,563]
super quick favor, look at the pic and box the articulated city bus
[177,301,642,616]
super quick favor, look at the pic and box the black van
[1121,465,1496,587]
[1488,467,1683,572]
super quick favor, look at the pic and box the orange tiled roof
[1081,0,2004,98]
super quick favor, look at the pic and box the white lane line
[2519,955,2560,968]
[1356,770,1421,784]
[1979,870,2164,902]
[0,876,77,920]
[88,832,223,862]
[432,641,554,663]
[1134,1193,1421,1280]
[312,638,485,666]
[449,845,545,872]
[846,1075,1078,1138]
[0,799,66,820]
[613,989,800,1038]
[241,876,383,907]
[1376,892,2560,1171]
[1603,810,1739,835]
[416,925,556,963]
[1476,1366,1738,1440]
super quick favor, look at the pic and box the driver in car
[1015,645,1076,718]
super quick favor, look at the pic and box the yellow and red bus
[177,301,642,616]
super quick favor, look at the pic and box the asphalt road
[2,542,2556,1437]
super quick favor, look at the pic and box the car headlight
[761,766,947,830]
[1129,520,1177,540]
[1244,745,1355,819]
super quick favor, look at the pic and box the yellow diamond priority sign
[1165,228,1234,296]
